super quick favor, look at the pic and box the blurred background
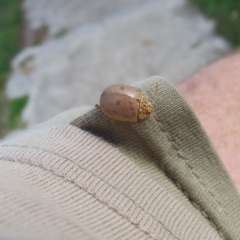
[0,0,239,138]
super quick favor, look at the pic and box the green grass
[0,0,26,137]
[8,95,28,129]
[190,0,240,47]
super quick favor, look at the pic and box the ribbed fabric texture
[72,77,240,239]
[0,124,221,239]
[0,76,239,239]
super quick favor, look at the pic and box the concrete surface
[7,0,230,126]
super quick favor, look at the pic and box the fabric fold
[0,76,239,239]
[72,76,240,240]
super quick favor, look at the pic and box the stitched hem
[154,110,230,239]
[132,111,226,239]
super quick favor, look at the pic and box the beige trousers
[0,77,239,240]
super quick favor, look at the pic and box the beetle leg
[95,104,101,109]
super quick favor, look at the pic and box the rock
[7,0,230,126]
[23,0,142,35]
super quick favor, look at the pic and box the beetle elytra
[96,84,153,122]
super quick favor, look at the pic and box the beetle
[96,84,154,122]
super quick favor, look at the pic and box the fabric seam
[153,114,227,239]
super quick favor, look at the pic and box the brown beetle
[96,84,154,122]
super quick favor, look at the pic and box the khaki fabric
[0,76,239,239]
